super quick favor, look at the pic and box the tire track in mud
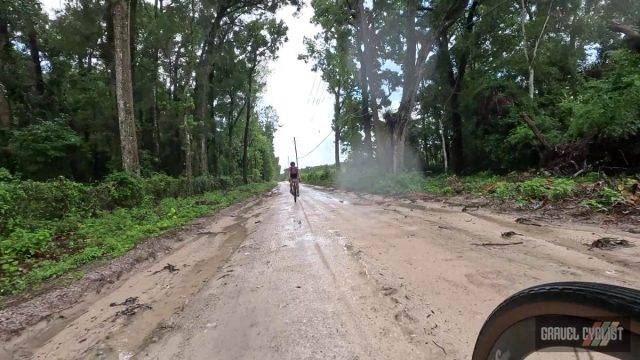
[294,197,375,353]
[293,189,436,358]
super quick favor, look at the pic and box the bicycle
[290,178,299,202]
[472,282,640,359]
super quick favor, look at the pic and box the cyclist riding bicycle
[288,162,299,195]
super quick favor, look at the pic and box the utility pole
[293,137,299,168]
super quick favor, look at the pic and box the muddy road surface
[3,183,640,359]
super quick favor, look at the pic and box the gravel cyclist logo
[536,316,630,352]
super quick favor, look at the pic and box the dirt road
[4,183,640,359]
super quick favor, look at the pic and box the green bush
[0,177,275,296]
[192,175,219,195]
[8,119,86,180]
[96,172,146,209]
[143,173,183,200]
[302,165,335,187]
[581,187,625,212]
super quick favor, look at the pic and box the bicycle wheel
[472,282,640,360]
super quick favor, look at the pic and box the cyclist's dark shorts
[290,173,298,179]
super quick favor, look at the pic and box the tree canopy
[0,0,298,182]
[303,0,640,175]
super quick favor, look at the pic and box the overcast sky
[261,5,336,172]
[40,0,335,173]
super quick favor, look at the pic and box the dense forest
[2,0,639,181]
[0,0,298,295]
[0,0,295,183]
[303,0,640,175]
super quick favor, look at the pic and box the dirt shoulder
[307,182,640,232]
[0,188,277,356]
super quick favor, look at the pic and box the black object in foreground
[472,282,640,359]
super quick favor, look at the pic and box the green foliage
[302,165,586,204]
[0,170,251,238]
[563,51,640,140]
[581,187,625,212]
[0,0,286,184]
[98,172,146,208]
[8,120,85,179]
[0,176,274,296]
[301,165,336,187]
[516,178,576,201]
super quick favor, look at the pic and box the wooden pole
[293,137,299,168]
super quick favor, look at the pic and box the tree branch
[531,0,553,63]
[520,113,553,151]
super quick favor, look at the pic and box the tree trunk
[354,0,389,165]
[450,105,463,174]
[520,113,553,152]
[226,93,237,167]
[27,32,44,95]
[209,92,218,176]
[129,0,137,75]
[438,118,448,172]
[113,0,140,175]
[519,0,553,100]
[0,83,10,128]
[151,86,160,159]
[242,61,257,184]
[390,125,407,174]
[333,90,341,169]
[182,113,193,185]
[194,55,209,175]
[441,36,465,175]
[0,20,9,55]
[388,0,418,173]
[528,66,535,99]
[193,9,227,176]
[210,124,218,176]
[444,1,478,174]
[0,21,10,127]
[149,0,160,161]
[391,0,468,173]
[242,101,251,184]
[354,35,373,156]
[199,130,208,175]
[103,0,116,89]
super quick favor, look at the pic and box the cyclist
[288,161,299,195]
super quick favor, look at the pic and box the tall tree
[519,0,555,99]
[440,1,479,174]
[240,18,287,183]
[0,83,9,128]
[350,0,469,172]
[242,48,258,184]
[113,0,140,174]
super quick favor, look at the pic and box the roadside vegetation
[1,0,287,299]
[0,169,274,297]
[301,165,639,215]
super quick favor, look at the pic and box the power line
[299,130,334,159]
